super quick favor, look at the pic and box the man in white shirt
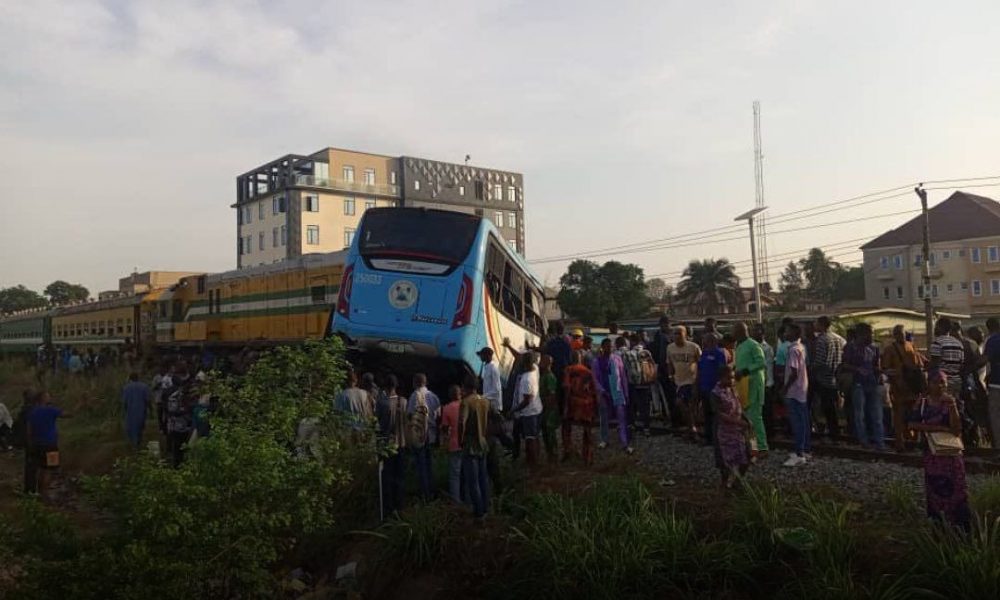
[477,347,503,413]
[513,352,543,467]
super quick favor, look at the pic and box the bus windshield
[359,209,480,265]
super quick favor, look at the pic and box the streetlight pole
[735,206,768,325]
[915,185,933,342]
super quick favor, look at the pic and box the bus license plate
[380,341,411,354]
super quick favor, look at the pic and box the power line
[528,175,1000,266]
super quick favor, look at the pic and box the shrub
[7,339,371,599]
[908,515,1000,599]
[497,477,750,599]
[732,482,788,560]
[883,478,921,520]
[971,476,1000,517]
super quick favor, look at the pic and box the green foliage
[732,482,788,559]
[908,515,1000,599]
[832,265,866,302]
[557,260,652,326]
[497,477,750,599]
[375,503,457,569]
[778,260,805,310]
[675,258,743,315]
[44,280,90,305]
[799,248,841,302]
[0,284,48,313]
[971,476,1000,517]
[7,338,367,599]
[884,479,921,520]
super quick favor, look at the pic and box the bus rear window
[359,209,480,265]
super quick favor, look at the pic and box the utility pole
[735,206,768,325]
[915,184,933,342]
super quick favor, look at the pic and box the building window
[989,246,999,262]
[280,225,287,246]
[492,183,502,200]
[273,227,279,247]
[306,225,320,245]
[365,199,375,211]
[973,280,982,296]
[992,279,1000,295]
[882,287,890,300]
[258,232,264,251]
[272,196,286,214]
[344,228,355,247]
[344,197,355,216]
[390,171,397,185]
[507,212,516,228]
[459,185,465,196]
[507,185,516,202]
[509,239,518,252]
[304,194,319,212]
[364,168,375,185]
[243,206,252,224]
[942,250,951,260]
[880,256,889,270]
[931,284,939,298]
[311,285,326,304]
[929,252,937,266]
[916,285,924,298]
[413,179,420,191]
[914,254,922,267]
[894,255,903,269]
[238,237,244,255]
[343,166,354,183]
[258,202,265,220]
[946,283,954,293]
[244,235,252,255]
[896,286,904,299]
[474,180,484,200]
[972,247,981,263]
[494,211,503,227]
[960,281,968,291]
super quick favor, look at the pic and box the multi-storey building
[233,148,524,269]
[861,191,1000,319]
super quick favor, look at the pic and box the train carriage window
[197,276,206,294]
[116,319,124,335]
[172,300,183,320]
[311,285,326,304]
[158,302,168,319]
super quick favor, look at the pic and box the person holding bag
[907,369,970,531]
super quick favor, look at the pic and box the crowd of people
[332,315,999,530]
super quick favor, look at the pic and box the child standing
[711,366,750,488]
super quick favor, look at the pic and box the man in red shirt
[439,385,464,504]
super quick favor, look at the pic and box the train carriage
[331,207,545,386]
[0,309,53,357]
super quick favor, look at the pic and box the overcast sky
[3,0,1000,296]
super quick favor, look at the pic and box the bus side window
[501,261,523,322]
[485,244,504,306]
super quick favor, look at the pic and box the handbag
[920,398,964,456]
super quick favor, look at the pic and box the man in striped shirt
[929,317,965,397]
[810,316,846,440]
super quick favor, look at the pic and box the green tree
[44,280,90,305]
[798,248,841,301]
[0,285,48,313]
[644,277,674,305]
[557,260,651,325]
[675,258,742,315]
[777,261,805,310]
[832,265,865,302]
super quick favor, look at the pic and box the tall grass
[496,477,750,599]
[971,476,1000,517]
[375,503,456,569]
[908,515,1000,599]
[883,479,921,520]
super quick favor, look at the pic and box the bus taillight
[337,264,355,318]
[451,274,473,329]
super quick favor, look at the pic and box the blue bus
[330,207,546,386]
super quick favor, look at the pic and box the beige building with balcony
[233,147,524,268]
[861,191,1000,319]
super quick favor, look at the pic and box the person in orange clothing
[570,328,585,351]
[561,350,598,465]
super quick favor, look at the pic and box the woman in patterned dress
[711,365,750,488]
[908,369,971,530]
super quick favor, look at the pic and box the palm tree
[799,248,841,301]
[675,258,743,315]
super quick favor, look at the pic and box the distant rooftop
[861,191,1000,249]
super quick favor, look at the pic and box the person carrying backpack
[625,334,657,437]
[407,374,441,501]
[458,373,491,518]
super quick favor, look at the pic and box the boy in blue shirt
[697,334,728,445]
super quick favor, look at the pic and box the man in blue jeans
[407,374,441,501]
[782,324,810,467]
[459,374,491,518]
[841,323,885,450]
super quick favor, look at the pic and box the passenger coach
[330,207,545,385]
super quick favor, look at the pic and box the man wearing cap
[570,329,585,351]
[477,346,506,493]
